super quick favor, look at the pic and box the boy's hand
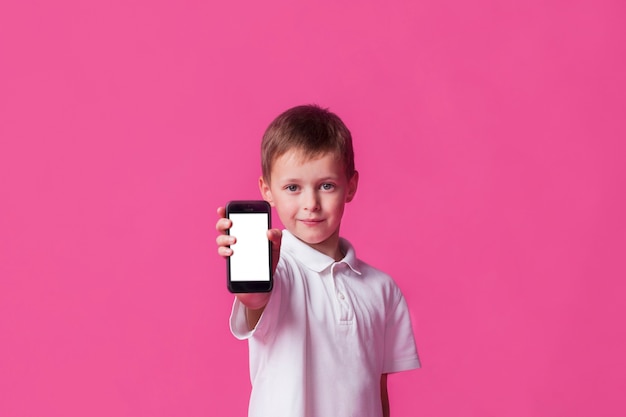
[215,207,283,324]
[215,206,282,275]
[215,206,282,315]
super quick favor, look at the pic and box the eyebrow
[281,176,340,183]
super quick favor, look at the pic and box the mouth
[299,219,325,226]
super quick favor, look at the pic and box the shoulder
[341,237,403,294]
[273,247,312,290]
[352,258,406,308]
[356,259,394,284]
[275,247,302,276]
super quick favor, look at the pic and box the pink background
[1,1,625,416]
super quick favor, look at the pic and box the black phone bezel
[225,200,273,293]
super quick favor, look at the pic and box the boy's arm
[381,374,389,417]
[238,293,270,330]
[216,206,282,330]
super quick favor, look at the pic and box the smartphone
[226,200,273,293]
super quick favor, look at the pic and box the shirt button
[338,292,345,300]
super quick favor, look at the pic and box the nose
[303,189,320,212]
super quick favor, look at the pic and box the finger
[216,234,236,247]
[267,228,282,273]
[217,206,226,218]
[216,217,232,233]
[218,246,233,257]
[267,228,282,247]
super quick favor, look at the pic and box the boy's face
[259,149,358,260]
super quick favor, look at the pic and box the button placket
[333,263,353,323]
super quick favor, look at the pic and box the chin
[305,234,336,246]
[292,231,328,245]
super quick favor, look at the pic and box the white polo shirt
[230,230,420,417]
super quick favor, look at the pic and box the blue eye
[321,183,335,191]
[286,185,299,192]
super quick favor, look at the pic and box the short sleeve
[382,289,421,373]
[230,297,254,340]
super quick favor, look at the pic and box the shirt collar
[281,230,362,275]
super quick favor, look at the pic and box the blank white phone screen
[229,213,270,281]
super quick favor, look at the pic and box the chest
[291,264,386,340]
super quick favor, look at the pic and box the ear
[259,176,275,206]
[346,170,359,203]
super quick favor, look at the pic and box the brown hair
[261,104,355,181]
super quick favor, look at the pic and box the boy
[215,105,420,417]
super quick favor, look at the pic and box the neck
[309,234,343,261]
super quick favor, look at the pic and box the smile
[299,219,324,226]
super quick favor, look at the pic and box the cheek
[275,198,297,216]
[327,196,346,214]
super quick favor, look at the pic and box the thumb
[267,228,282,273]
